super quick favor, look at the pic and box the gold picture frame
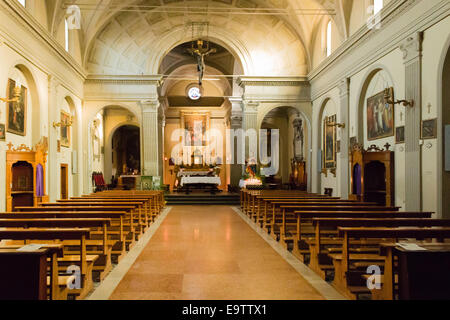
[323,115,336,170]
[60,111,71,147]
[6,78,27,136]
[367,87,394,141]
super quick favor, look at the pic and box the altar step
[166,193,240,205]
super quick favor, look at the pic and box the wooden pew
[37,202,145,235]
[14,206,138,248]
[0,228,94,299]
[253,198,356,224]
[254,197,350,231]
[91,190,165,214]
[0,244,64,300]
[307,216,439,278]
[1,211,129,261]
[379,242,450,300]
[64,198,151,225]
[275,204,397,242]
[289,211,432,263]
[81,193,163,221]
[335,227,450,299]
[0,218,114,282]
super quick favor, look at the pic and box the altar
[180,176,221,194]
[174,166,221,194]
[117,175,140,190]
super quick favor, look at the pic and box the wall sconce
[0,86,21,104]
[53,115,73,128]
[326,119,346,129]
[384,88,414,108]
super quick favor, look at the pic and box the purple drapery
[353,164,362,195]
[36,164,44,197]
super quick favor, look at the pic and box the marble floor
[108,205,326,300]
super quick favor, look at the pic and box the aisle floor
[109,205,325,300]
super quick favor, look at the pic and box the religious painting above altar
[182,112,209,146]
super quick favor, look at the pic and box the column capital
[140,99,160,112]
[230,112,243,128]
[400,32,423,63]
[243,100,259,113]
[338,78,350,98]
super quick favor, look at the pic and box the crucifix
[187,39,216,86]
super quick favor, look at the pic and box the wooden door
[60,164,68,199]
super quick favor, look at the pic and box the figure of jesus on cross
[187,39,216,86]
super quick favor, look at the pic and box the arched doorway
[111,125,141,181]
[442,46,450,218]
[260,106,309,189]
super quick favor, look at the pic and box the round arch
[8,62,41,145]
[437,33,450,219]
[258,105,313,191]
[355,64,396,143]
[147,25,252,75]
[315,96,337,193]
[107,122,141,183]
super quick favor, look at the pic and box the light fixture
[384,88,414,108]
[0,86,21,104]
[53,115,73,128]
[326,118,345,129]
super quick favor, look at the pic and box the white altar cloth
[180,176,221,186]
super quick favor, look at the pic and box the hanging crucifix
[187,39,216,86]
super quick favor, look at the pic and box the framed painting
[421,118,437,139]
[6,78,27,136]
[181,112,210,147]
[395,126,405,144]
[323,115,336,169]
[0,123,5,141]
[60,111,71,147]
[367,87,394,140]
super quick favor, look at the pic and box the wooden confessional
[289,159,307,190]
[349,144,395,206]
[6,141,48,211]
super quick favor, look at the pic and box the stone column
[338,78,350,199]
[141,99,160,177]
[400,32,423,211]
[242,100,259,163]
[230,111,243,187]
[47,75,59,201]
[158,113,165,180]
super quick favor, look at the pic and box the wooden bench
[1,212,129,262]
[307,216,440,279]
[0,218,114,282]
[335,227,450,299]
[274,204,399,242]
[0,228,94,299]
[38,202,145,234]
[0,244,65,300]
[65,198,152,224]
[379,242,450,300]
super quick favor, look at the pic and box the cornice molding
[237,76,309,87]
[309,0,449,100]
[85,75,163,86]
